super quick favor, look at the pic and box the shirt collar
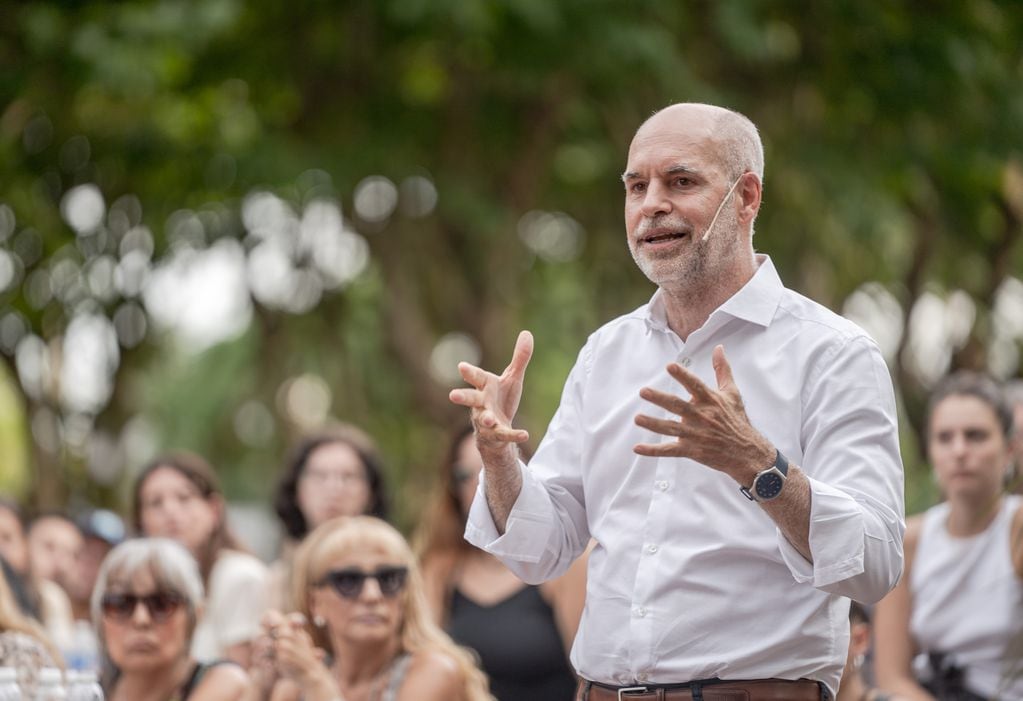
[643,254,783,333]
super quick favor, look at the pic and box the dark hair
[415,424,477,563]
[273,425,389,541]
[131,452,246,586]
[927,371,1013,441]
[849,600,870,625]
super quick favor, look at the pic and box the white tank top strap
[380,652,413,701]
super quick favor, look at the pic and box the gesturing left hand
[634,345,774,482]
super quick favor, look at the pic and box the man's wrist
[478,442,521,473]
[732,440,776,486]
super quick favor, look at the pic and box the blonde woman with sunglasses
[259,516,492,701]
[92,538,251,701]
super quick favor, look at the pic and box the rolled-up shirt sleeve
[778,334,905,603]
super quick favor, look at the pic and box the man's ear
[738,172,762,225]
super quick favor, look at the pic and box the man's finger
[457,361,491,389]
[449,387,485,408]
[666,363,715,402]
[504,330,534,380]
[638,387,694,416]
[633,441,686,458]
[634,413,685,437]
[712,345,736,392]
[491,426,530,443]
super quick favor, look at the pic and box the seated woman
[260,515,492,701]
[270,425,390,611]
[132,452,269,667]
[874,371,1023,700]
[92,537,251,701]
[415,426,586,701]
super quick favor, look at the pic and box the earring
[314,615,326,628]
[853,654,865,671]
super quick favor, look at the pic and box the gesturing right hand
[449,330,534,457]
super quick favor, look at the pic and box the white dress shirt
[465,255,905,694]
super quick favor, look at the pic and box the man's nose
[640,181,672,218]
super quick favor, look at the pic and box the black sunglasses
[319,566,409,599]
[100,591,185,622]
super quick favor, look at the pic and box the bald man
[451,103,905,700]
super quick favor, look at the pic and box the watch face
[755,471,784,500]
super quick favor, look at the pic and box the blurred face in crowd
[0,506,28,574]
[138,467,221,557]
[929,394,1010,502]
[297,442,372,529]
[27,516,84,586]
[66,536,114,606]
[452,434,484,519]
[101,566,191,674]
[310,541,407,649]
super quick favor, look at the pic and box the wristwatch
[740,449,789,502]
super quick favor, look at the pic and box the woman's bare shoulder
[191,662,253,701]
[399,649,465,700]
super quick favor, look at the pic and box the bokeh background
[1,1,1022,541]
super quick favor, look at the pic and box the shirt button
[647,544,658,554]
[656,480,669,491]
[637,672,649,682]
[680,357,692,368]
[636,607,647,617]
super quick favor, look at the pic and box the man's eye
[629,182,646,194]
[674,177,691,187]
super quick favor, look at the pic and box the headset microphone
[700,176,742,242]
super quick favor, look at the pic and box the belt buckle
[618,687,648,700]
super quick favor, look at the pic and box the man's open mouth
[643,231,687,244]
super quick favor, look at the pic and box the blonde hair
[0,568,61,664]
[293,516,493,701]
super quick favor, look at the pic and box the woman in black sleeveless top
[416,426,588,700]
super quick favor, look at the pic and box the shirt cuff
[777,476,866,588]
[464,462,555,565]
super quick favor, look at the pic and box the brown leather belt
[576,678,827,701]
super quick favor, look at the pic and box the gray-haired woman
[92,538,251,701]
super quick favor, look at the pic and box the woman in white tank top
[874,371,1023,701]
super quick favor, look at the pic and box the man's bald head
[635,103,764,183]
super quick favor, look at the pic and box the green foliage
[0,0,1021,529]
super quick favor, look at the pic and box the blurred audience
[874,371,1023,700]
[256,515,492,701]
[0,500,74,652]
[62,508,126,671]
[270,425,389,610]
[0,552,60,695]
[837,602,907,701]
[92,537,251,700]
[415,426,586,701]
[133,452,269,668]
[27,513,84,592]
[68,509,126,622]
